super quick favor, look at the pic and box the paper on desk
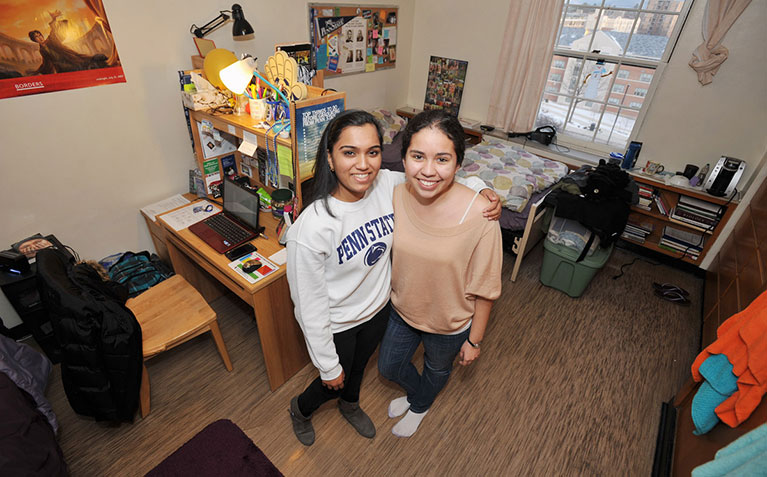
[141,194,190,222]
[238,139,258,157]
[159,201,221,231]
[228,251,278,284]
[269,248,287,266]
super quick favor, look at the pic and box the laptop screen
[223,177,260,232]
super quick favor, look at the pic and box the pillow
[370,108,407,144]
[381,131,404,172]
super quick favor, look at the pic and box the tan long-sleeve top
[391,184,503,334]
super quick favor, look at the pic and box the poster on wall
[0,0,126,99]
[309,4,397,77]
[423,56,468,117]
[295,97,345,177]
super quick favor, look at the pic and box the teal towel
[692,424,767,477]
[692,354,738,436]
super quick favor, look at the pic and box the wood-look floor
[43,244,702,476]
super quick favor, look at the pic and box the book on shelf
[658,242,700,260]
[675,203,720,220]
[671,208,718,228]
[667,216,714,234]
[638,184,655,198]
[621,231,646,244]
[678,195,724,216]
[654,195,670,216]
[660,234,704,253]
[662,225,705,248]
[638,197,652,207]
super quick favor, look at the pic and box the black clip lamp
[190,4,254,39]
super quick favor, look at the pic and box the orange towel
[692,290,767,427]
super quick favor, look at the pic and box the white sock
[388,396,410,418]
[392,409,428,437]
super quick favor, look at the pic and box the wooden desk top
[155,199,287,298]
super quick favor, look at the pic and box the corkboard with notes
[308,4,398,77]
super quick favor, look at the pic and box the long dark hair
[306,109,383,216]
[401,110,466,166]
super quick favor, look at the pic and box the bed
[373,109,570,282]
[457,138,570,281]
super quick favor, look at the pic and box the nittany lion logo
[364,242,387,266]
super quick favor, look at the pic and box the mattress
[457,139,569,213]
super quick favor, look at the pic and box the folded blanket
[692,424,767,477]
[692,290,767,427]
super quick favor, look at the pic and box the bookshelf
[624,174,738,265]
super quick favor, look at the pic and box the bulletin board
[308,4,398,77]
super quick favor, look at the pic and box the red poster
[0,0,125,99]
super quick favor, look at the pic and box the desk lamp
[190,4,254,39]
[219,56,289,105]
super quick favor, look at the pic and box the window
[535,0,691,150]
[549,73,562,82]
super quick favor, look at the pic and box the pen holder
[249,98,267,121]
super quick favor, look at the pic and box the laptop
[189,177,260,254]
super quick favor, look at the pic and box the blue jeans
[378,308,469,413]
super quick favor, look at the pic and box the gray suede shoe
[289,396,315,446]
[338,399,376,438]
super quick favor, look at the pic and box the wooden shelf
[187,86,346,213]
[627,174,737,264]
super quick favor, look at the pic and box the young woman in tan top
[378,110,503,437]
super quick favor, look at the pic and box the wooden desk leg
[165,236,227,303]
[250,275,310,391]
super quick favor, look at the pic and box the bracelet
[467,337,481,349]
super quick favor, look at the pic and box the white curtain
[487,0,564,133]
[689,0,752,85]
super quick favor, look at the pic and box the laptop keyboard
[204,214,251,244]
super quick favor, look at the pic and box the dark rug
[146,419,282,476]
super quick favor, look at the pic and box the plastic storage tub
[540,239,613,297]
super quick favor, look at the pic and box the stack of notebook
[659,226,704,260]
[621,219,654,244]
[671,195,722,231]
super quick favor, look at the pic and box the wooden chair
[126,275,233,417]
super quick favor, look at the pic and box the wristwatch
[467,337,481,349]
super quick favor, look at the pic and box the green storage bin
[540,239,613,298]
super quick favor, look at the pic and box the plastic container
[547,215,600,257]
[540,239,613,298]
[271,188,293,219]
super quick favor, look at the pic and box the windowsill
[483,130,603,169]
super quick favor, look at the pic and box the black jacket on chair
[36,248,143,422]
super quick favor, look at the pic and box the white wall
[0,0,413,263]
[406,0,767,189]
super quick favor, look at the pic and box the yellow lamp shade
[203,48,238,89]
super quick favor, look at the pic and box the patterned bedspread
[456,139,569,212]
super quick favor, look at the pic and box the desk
[146,200,309,391]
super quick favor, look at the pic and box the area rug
[145,419,282,476]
